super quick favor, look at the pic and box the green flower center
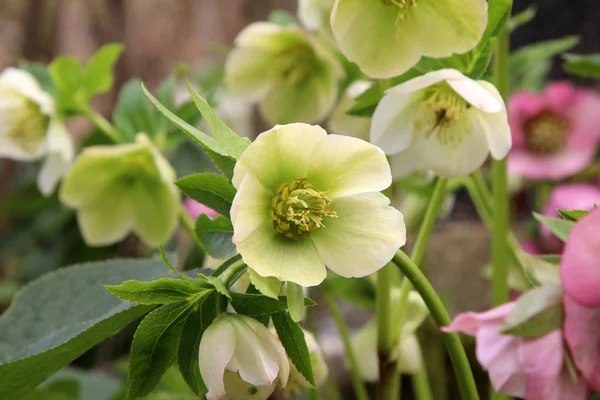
[7,99,49,154]
[276,44,320,86]
[419,82,472,147]
[525,111,568,154]
[270,178,337,240]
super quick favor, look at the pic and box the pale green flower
[225,22,344,125]
[331,0,488,78]
[60,134,179,247]
[199,314,290,400]
[231,123,406,287]
[298,0,335,39]
[371,69,511,178]
[0,68,73,195]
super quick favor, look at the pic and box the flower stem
[178,202,205,251]
[323,291,369,400]
[376,263,398,400]
[412,368,434,400]
[392,250,480,400]
[83,108,124,144]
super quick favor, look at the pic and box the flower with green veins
[231,123,406,287]
[0,68,74,195]
[60,133,179,247]
[371,69,511,178]
[331,0,488,79]
[225,22,344,125]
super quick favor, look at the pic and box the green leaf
[83,43,124,96]
[268,9,299,27]
[187,83,250,159]
[230,293,287,317]
[195,215,236,259]
[142,84,236,177]
[563,53,600,78]
[175,173,236,218]
[48,57,86,114]
[248,269,282,300]
[178,292,218,396]
[509,5,537,32]
[286,282,305,322]
[0,259,168,400]
[127,301,191,400]
[534,212,574,242]
[42,367,122,400]
[105,278,206,305]
[557,209,591,222]
[205,276,231,300]
[113,79,162,142]
[501,285,564,337]
[272,312,315,386]
[483,0,512,40]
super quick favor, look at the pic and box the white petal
[231,172,273,243]
[446,76,502,113]
[370,91,421,154]
[200,318,237,400]
[472,81,512,159]
[312,192,406,278]
[46,119,74,161]
[389,150,420,179]
[307,134,392,198]
[396,335,423,374]
[37,152,70,196]
[244,316,290,388]
[349,321,379,382]
[0,68,54,115]
[389,69,464,95]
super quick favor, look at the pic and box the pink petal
[521,331,564,400]
[508,92,546,149]
[544,82,577,114]
[564,295,600,392]
[567,90,600,147]
[508,145,596,180]
[522,240,543,255]
[560,208,600,307]
[552,370,589,400]
[185,198,219,220]
[442,303,515,336]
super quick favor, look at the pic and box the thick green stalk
[323,291,369,400]
[412,368,434,400]
[392,250,480,400]
[84,108,124,144]
[377,263,399,400]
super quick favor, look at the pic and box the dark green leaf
[210,254,243,277]
[84,43,124,96]
[105,278,205,305]
[175,173,236,218]
[501,285,563,337]
[195,215,236,259]
[533,212,574,242]
[0,259,168,400]
[230,293,287,317]
[563,53,600,78]
[272,312,315,386]
[178,293,218,396]
[113,79,161,142]
[205,276,231,300]
[557,209,591,222]
[127,302,191,399]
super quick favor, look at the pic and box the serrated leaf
[248,269,282,300]
[286,282,305,322]
[175,173,236,218]
[534,212,574,242]
[501,285,563,337]
[105,278,206,305]
[229,293,287,317]
[272,312,315,386]
[187,83,250,159]
[0,259,168,400]
[127,302,191,400]
[178,293,218,396]
[84,43,124,96]
[205,277,231,300]
[557,209,591,222]
[195,215,236,259]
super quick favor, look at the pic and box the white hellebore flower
[298,0,335,38]
[199,314,290,400]
[371,69,511,179]
[0,68,73,195]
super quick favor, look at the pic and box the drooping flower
[0,68,74,195]
[59,134,180,247]
[444,303,588,400]
[185,198,219,220]
[331,0,488,79]
[298,0,335,38]
[199,314,290,400]
[328,80,372,141]
[508,82,600,180]
[371,69,511,179]
[231,123,406,286]
[225,22,344,125]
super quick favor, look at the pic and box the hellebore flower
[60,134,179,247]
[444,303,588,400]
[231,123,406,287]
[199,314,290,400]
[371,69,511,179]
[508,82,600,180]
[539,184,600,252]
[225,22,344,125]
[328,80,372,141]
[298,0,335,38]
[0,68,74,195]
[331,0,488,79]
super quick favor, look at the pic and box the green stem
[84,108,124,144]
[323,291,369,400]
[412,368,434,400]
[377,263,398,400]
[222,259,247,287]
[392,250,479,400]
[178,202,205,251]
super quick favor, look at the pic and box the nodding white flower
[225,22,344,125]
[59,134,179,247]
[0,68,73,195]
[231,123,406,287]
[199,314,290,400]
[298,0,335,38]
[328,80,372,141]
[371,69,511,179]
[331,0,488,79]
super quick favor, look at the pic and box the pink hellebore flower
[561,208,600,392]
[184,198,219,220]
[508,82,600,180]
[443,303,587,400]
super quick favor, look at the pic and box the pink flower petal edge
[185,198,219,220]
